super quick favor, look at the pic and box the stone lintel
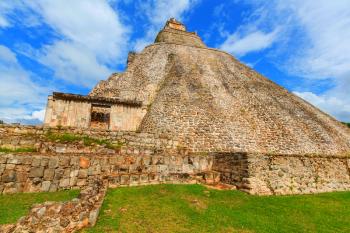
[52,92,142,107]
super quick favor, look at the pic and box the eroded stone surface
[0,179,107,233]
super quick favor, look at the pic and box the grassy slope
[0,190,79,225]
[84,184,350,233]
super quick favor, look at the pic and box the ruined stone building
[44,18,350,156]
[2,18,350,232]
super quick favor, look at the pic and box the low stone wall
[0,124,180,152]
[212,152,350,195]
[0,153,213,194]
[0,179,107,233]
[247,153,350,195]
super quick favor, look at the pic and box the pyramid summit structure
[73,18,350,156]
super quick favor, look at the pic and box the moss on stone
[45,132,124,150]
[0,147,37,153]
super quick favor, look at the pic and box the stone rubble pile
[0,179,107,233]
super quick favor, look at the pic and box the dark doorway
[90,105,111,130]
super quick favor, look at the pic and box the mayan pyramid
[89,18,350,156]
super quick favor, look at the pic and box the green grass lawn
[83,184,350,233]
[0,189,79,225]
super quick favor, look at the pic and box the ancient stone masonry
[1,18,350,232]
[0,153,214,194]
[0,179,107,233]
[212,152,350,195]
[0,124,179,153]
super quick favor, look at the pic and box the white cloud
[31,109,46,121]
[0,1,13,27]
[0,45,48,123]
[0,15,9,27]
[227,0,350,121]
[133,0,199,51]
[9,0,130,87]
[39,41,111,87]
[220,29,279,57]
[294,91,350,122]
[0,0,131,122]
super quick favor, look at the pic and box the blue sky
[0,0,349,124]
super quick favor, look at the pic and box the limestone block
[40,158,49,167]
[0,164,4,175]
[5,164,15,169]
[22,157,33,165]
[70,177,78,186]
[59,178,70,187]
[29,167,44,178]
[70,157,79,166]
[130,175,140,185]
[63,169,71,178]
[59,157,71,167]
[1,170,16,182]
[16,171,28,182]
[77,179,87,187]
[42,181,51,192]
[120,175,130,185]
[49,183,58,192]
[2,182,17,194]
[70,170,79,178]
[78,170,88,178]
[7,157,20,165]
[48,158,59,169]
[0,156,7,164]
[44,169,55,181]
[32,157,41,167]
[54,169,64,180]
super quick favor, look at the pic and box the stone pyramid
[90,18,350,156]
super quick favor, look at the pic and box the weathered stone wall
[0,153,213,194]
[44,97,91,128]
[247,153,350,195]
[44,96,145,131]
[213,152,350,195]
[212,153,248,190]
[0,125,180,152]
[155,28,206,48]
[0,179,106,233]
[110,105,147,131]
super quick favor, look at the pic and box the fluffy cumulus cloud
[0,45,47,123]
[222,0,350,122]
[0,0,130,123]
[294,91,350,122]
[220,29,279,57]
[133,0,199,51]
[22,0,130,87]
[283,0,350,122]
